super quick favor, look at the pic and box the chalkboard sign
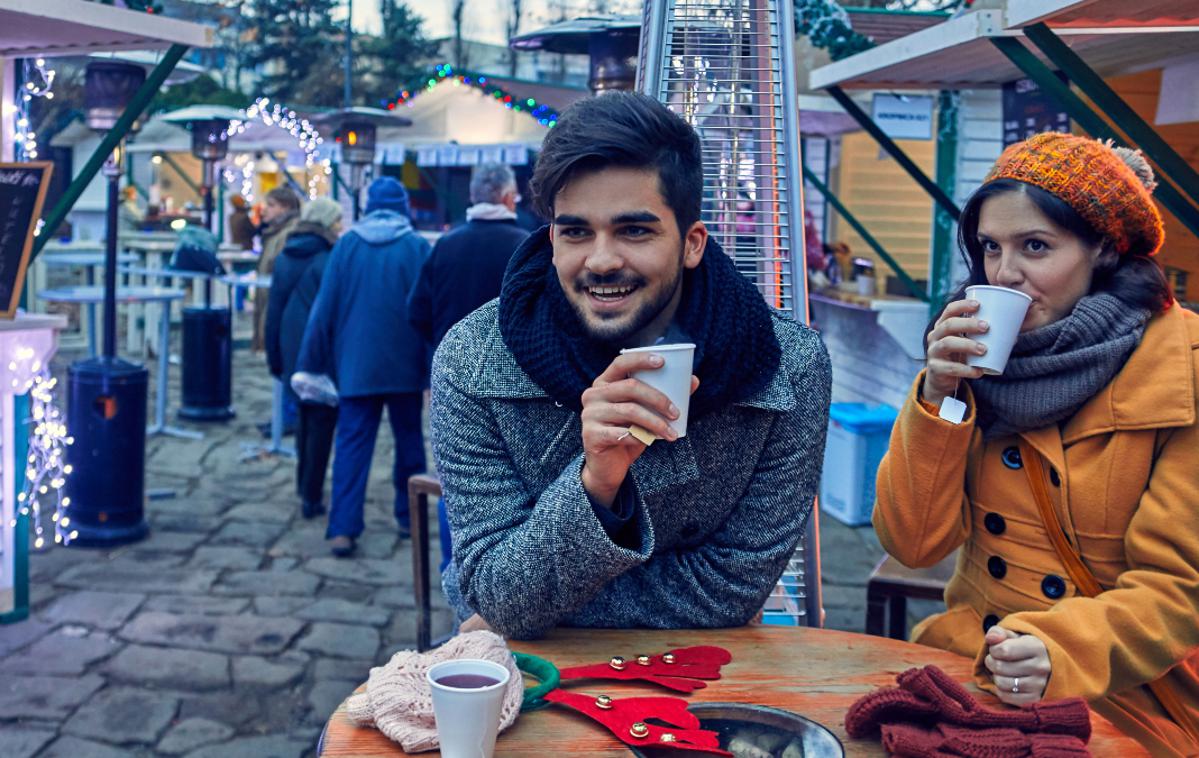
[0,162,52,319]
[1002,75,1071,147]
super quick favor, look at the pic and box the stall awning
[0,0,213,58]
[809,9,1199,91]
[1006,0,1199,30]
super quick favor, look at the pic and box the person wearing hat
[228,194,256,250]
[875,133,1199,756]
[266,196,344,519]
[296,177,432,557]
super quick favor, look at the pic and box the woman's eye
[1025,239,1047,253]
[979,239,999,255]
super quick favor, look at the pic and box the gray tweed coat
[430,300,831,639]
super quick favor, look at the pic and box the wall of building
[811,296,922,411]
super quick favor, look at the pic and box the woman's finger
[990,635,1050,664]
[926,358,986,380]
[927,336,987,361]
[985,654,1044,678]
[935,299,981,326]
[929,316,988,344]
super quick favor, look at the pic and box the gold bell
[609,656,626,671]
[660,733,678,743]
[636,654,652,666]
[662,653,676,664]
[595,695,613,710]
[630,722,650,739]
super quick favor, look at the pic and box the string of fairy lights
[221,97,331,201]
[13,58,56,162]
[385,64,560,128]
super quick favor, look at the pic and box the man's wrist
[581,462,623,509]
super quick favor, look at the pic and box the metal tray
[628,702,845,758]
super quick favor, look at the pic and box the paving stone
[253,596,311,616]
[267,526,330,557]
[3,727,55,758]
[103,550,188,571]
[313,657,374,684]
[144,595,250,616]
[268,556,299,571]
[40,590,145,631]
[0,628,120,675]
[38,735,132,758]
[157,718,235,755]
[305,557,407,586]
[224,503,292,523]
[149,514,217,533]
[297,598,390,627]
[306,680,357,725]
[56,564,218,594]
[209,521,288,548]
[372,585,418,609]
[0,617,55,656]
[102,644,231,690]
[298,622,380,660]
[182,734,311,758]
[63,686,179,744]
[213,568,320,597]
[321,581,378,603]
[0,674,104,719]
[188,546,264,571]
[356,531,402,559]
[119,611,304,655]
[232,655,305,688]
[127,530,207,553]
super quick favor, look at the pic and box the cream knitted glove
[345,631,523,752]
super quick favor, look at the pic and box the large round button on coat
[983,614,1000,632]
[1042,574,1067,599]
[988,556,1007,579]
[1002,447,1023,470]
[984,513,1006,535]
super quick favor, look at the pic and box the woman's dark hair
[940,178,1173,319]
[530,92,703,235]
[265,186,302,212]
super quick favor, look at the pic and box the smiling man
[429,92,831,639]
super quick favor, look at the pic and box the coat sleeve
[295,243,343,379]
[407,252,435,344]
[264,262,291,378]
[873,372,976,568]
[432,326,831,640]
[979,411,1199,702]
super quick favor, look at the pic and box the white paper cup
[619,343,696,438]
[426,658,511,758]
[965,285,1033,375]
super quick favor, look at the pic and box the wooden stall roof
[0,0,213,58]
[1007,0,1199,30]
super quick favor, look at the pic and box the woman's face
[978,190,1107,332]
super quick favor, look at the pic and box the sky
[350,0,642,46]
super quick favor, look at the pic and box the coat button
[1042,574,1067,599]
[983,614,1000,632]
[988,556,1007,579]
[984,513,1006,535]
[1049,469,1061,487]
[1001,447,1023,470]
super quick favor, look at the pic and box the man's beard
[571,260,684,345]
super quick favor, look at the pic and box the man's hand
[579,352,698,508]
[460,614,494,634]
[984,626,1051,707]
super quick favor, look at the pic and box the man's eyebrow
[612,211,661,224]
[553,214,590,226]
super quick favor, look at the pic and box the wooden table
[319,626,1146,757]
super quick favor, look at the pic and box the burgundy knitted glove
[939,724,1041,758]
[898,666,1091,740]
[844,685,941,738]
[879,722,954,758]
[1027,733,1091,758]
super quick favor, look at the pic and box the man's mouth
[585,284,639,303]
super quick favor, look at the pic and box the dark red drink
[436,673,501,689]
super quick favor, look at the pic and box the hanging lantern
[340,120,377,165]
[83,61,146,133]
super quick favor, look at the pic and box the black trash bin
[64,357,149,547]
[179,305,235,420]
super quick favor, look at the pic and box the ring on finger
[1012,677,1020,694]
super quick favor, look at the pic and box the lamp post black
[64,61,151,547]
[189,117,231,233]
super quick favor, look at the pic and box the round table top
[318,626,1147,757]
[37,286,186,304]
[221,272,270,289]
[40,252,139,267]
[118,265,226,282]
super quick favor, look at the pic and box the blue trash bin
[819,402,898,526]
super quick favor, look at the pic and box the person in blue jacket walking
[297,177,432,557]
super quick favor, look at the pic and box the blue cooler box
[819,402,898,526]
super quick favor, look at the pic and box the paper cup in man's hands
[965,285,1032,375]
[619,343,696,439]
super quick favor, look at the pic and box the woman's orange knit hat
[984,132,1164,257]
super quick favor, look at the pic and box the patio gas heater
[315,108,411,221]
[64,61,151,546]
[509,15,641,94]
[161,106,241,421]
[637,0,818,624]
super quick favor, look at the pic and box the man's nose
[585,236,623,273]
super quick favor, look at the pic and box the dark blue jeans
[327,392,425,540]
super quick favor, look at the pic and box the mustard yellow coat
[874,303,1199,757]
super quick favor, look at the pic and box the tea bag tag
[939,396,967,424]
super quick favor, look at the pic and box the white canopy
[0,0,212,58]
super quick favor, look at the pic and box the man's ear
[683,221,707,269]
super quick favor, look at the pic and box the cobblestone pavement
[0,339,940,758]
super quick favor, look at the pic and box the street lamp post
[188,117,231,234]
[64,61,151,547]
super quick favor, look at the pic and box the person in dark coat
[407,162,529,571]
[228,195,256,250]
[297,177,432,557]
[266,197,343,519]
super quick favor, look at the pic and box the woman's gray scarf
[971,292,1152,439]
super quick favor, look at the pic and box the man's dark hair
[530,92,703,233]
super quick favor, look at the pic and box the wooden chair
[407,473,442,652]
[864,551,956,640]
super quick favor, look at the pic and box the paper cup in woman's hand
[966,285,1032,375]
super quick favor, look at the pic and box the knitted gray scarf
[971,292,1152,439]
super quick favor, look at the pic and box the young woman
[874,132,1199,756]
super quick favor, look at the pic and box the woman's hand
[924,298,989,407]
[984,626,1051,707]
